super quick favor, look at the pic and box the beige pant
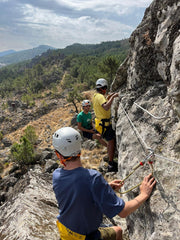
[99,227,116,240]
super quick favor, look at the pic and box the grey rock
[0,170,59,240]
[1,138,12,147]
[82,139,97,150]
[111,0,180,239]
[0,1,179,240]
[44,159,59,173]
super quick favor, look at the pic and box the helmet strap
[60,159,67,167]
[99,88,106,95]
[55,151,66,166]
[55,150,81,167]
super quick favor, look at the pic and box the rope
[118,103,154,194]
[119,164,154,194]
[119,102,180,165]
[120,103,150,153]
[118,102,179,194]
[154,154,180,165]
[119,151,154,194]
[134,102,170,120]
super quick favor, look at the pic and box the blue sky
[0,0,153,52]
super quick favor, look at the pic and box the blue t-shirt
[53,167,125,235]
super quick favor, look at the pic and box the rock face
[112,0,180,239]
[0,1,179,240]
[0,152,60,240]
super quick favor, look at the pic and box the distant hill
[60,39,130,56]
[0,50,16,57]
[0,45,55,66]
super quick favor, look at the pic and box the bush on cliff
[10,136,36,165]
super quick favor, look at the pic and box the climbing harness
[57,220,101,240]
[134,102,170,120]
[95,118,111,135]
[119,150,155,194]
[99,118,111,135]
[57,220,86,240]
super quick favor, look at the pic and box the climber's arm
[119,174,156,218]
[102,93,119,111]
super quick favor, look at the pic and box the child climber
[77,99,107,147]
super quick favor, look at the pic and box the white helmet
[52,127,82,157]
[82,100,91,107]
[96,78,108,89]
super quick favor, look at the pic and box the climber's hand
[140,174,156,199]
[110,179,124,191]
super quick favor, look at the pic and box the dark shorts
[82,131,93,140]
[102,125,115,141]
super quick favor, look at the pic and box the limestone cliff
[112,0,180,239]
[0,1,179,240]
[0,155,60,240]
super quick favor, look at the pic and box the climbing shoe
[103,155,109,162]
[107,161,118,172]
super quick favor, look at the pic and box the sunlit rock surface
[112,0,180,239]
[0,0,179,240]
[0,166,60,240]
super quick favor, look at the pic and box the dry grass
[7,102,75,149]
[2,90,107,171]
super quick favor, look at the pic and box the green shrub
[10,136,35,165]
[1,102,8,110]
[24,125,38,145]
[0,131,3,141]
[21,94,35,107]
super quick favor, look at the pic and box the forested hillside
[0,39,129,100]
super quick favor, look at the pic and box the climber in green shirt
[77,100,107,147]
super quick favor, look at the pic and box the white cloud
[18,4,133,48]
[0,0,153,51]
[55,0,152,10]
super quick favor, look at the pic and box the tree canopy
[0,39,130,99]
